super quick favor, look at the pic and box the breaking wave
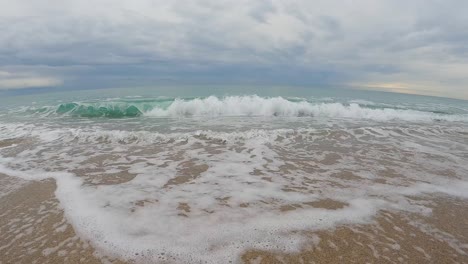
[18,95,468,122]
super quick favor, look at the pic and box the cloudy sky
[0,0,467,99]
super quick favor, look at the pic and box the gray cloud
[0,0,467,98]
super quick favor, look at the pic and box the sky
[0,0,467,99]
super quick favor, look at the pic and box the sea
[0,86,467,262]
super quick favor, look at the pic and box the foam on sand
[2,162,468,263]
[1,118,468,262]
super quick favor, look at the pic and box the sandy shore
[1,172,467,263]
[0,174,124,264]
[242,204,468,263]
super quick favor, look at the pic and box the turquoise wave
[56,103,143,117]
[9,96,468,121]
[42,98,175,118]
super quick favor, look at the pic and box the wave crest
[145,96,467,122]
[56,102,143,117]
[15,95,468,122]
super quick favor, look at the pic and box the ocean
[1,86,467,263]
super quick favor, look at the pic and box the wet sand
[242,204,468,264]
[0,174,123,264]
[1,125,468,263]
[1,172,467,263]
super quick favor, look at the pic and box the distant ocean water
[1,86,467,262]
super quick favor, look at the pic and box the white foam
[0,163,390,262]
[1,118,468,262]
[145,95,468,122]
[1,157,468,263]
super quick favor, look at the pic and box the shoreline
[1,173,467,263]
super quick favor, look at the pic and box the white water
[1,117,468,262]
[9,95,468,122]
[1,92,468,262]
[145,96,468,122]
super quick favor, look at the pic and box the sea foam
[145,96,467,121]
[1,119,468,262]
[1,93,467,262]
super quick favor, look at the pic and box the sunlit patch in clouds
[352,82,415,94]
[0,0,467,99]
[0,71,62,90]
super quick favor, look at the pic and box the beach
[0,93,467,263]
[1,173,467,263]
[2,0,468,262]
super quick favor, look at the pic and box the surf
[14,95,468,122]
